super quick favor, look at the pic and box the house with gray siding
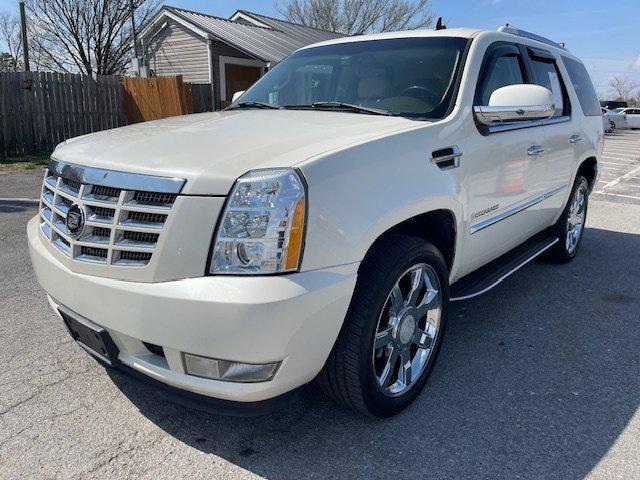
[138,6,343,110]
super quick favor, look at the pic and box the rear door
[522,46,575,226]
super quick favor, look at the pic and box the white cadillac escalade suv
[28,26,603,417]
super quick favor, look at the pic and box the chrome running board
[450,234,559,302]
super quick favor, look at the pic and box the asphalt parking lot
[1,131,639,480]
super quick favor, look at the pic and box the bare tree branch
[609,76,638,102]
[21,0,159,76]
[276,0,434,35]
[0,12,22,71]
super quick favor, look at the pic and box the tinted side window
[529,57,570,117]
[478,54,525,105]
[562,56,600,116]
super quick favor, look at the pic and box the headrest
[357,77,391,99]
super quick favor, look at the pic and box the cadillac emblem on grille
[66,204,87,239]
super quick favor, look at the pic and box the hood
[54,110,419,195]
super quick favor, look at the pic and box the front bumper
[28,216,358,404]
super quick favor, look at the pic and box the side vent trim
[431,145,462,170]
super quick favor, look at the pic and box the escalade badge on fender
[66,204,87,239]
[472,204,499,220]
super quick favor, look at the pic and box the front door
[460,44,548,276]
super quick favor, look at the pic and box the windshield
[234,37,469,119]
[611,108,624,113]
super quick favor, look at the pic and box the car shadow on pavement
[108,226,640,480]
[0,200,39,214]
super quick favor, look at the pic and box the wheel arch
[359,209,457,274]
[577,156,598,192]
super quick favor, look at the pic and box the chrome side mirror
[474,84,555,126]
[231,90,246,103]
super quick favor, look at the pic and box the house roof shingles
[163,6,343,63]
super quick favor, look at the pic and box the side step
[450,233,559,301]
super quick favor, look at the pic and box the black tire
[609,120,616,132]
[546,175,589,263]
[317,234,449,417]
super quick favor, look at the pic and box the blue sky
[1,0,638,97]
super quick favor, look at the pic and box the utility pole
[130,0,139,58]
[19,1,30,71]
[129,0,147,76]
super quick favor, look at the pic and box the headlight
[209,168,307,275]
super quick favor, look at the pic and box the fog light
[183,353,280,383]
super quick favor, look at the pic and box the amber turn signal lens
[285,196,305,270]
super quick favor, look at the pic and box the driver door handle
[527,145,545,156]
[569,134,583,143]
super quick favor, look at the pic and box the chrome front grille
[38,160,184,267]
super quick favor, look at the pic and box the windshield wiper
[310,101,393,116]
[227,101,282,110]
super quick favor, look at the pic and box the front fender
[298,125,464,274]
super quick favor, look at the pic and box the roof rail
[497,25,567,50]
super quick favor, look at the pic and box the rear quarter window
[561,56,600,117]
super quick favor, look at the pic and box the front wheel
[547,175,589,263]
[609,120,616,132]
[317,235,449,417]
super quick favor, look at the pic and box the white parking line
[596,164,640,193]
[602,160,638,163]
[594,191,640,201]
[601,155,637,159]
[602,152,639,158]
[601,152,638,157]
[604,145,640,154]
[602,149,639,154]
[601,161,635,166]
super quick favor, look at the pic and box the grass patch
[0,150,51,173]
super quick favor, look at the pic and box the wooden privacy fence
[123,76,190,124]
[188,83,214,115]
[0,72,124,156]
[122,76,213,124]
[0,72,214,156]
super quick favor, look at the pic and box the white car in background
[606,107,640,130]
[616,108,640,129]
[602,108,615,133]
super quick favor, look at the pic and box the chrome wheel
[372,263,442,397]
[566,183,587,254]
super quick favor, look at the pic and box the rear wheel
[609,120,616,132]
[547,175,589,263]
[317,235,449,417]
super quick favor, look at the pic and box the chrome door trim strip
[487,115,571,134]
[450,237,559,301]
[470,184,568,234]
[542,183,570,199]
[48,158,186,194]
